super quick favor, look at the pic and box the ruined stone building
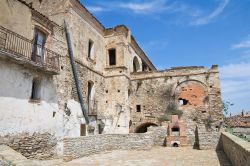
[0,0,223,159]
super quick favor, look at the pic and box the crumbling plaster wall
[0,61,63,137]
[0,59,64,158]
[129,66,223,146]
[0,0,32,38]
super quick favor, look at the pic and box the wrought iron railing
[0,26,60,71]
[88,100,98,116]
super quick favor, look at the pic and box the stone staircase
[197,125,221,150]
[0,145,28,165]
[0,145,64,166]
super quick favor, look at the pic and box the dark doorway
[173,142,179,147]
[135,122,157,133]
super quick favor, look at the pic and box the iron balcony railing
[87,100,98,116]
[0,26,60,72]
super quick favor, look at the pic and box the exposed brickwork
[177,82,206,108]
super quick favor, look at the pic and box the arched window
[133,56,140,72]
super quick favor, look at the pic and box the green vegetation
[225,127,250,143]
[170,109,183,116]
[222,101,234,115]
[158,115,170,122]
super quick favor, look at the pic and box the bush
[158,115,170,122]
[171,109,183,116]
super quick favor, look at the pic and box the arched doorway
[133,57,140,72]
[135,122,158,133]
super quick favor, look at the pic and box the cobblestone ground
[65,147,232,166]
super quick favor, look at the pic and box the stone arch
[173,79,207,93]
[174,80,208,108]
[133,56,140,72]
[134,122,158,133]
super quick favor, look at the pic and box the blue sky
[81,0,250,115]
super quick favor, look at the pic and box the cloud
[220,62,250,103]
[118,0,167,14]
[191,0,229,25]
[231,39,250,49]
[86,6,107,13]
[220,62,250,78]
[85,0,201,17]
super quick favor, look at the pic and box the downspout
[64,20,89,124]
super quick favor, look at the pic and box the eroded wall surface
[129,66,223,146]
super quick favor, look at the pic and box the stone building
[0,0,223,159]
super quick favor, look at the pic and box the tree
[222,101,234,115]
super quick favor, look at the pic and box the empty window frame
[32,29,46,63]
[31,78,42,100]
[108,49,116,65]
[88,39,94,59]
[136,105,141,112]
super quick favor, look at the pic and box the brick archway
[134,122,158,133]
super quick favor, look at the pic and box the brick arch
[134,122,158,133]
[174,80,208,108]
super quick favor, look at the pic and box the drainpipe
[64,20,89,124]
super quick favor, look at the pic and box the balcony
[88,100,98,116]
[0,26,60,74]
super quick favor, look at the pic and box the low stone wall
[147,126,167,146]
[63,127,167,161]
[0,133,57,160]
[221,132,250,166]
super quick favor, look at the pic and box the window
[142,62,148,71]
[32,29,46,63]
[179,98,188,106]
[133,57,140,72]
[31,78,41,100]
[136,105,141,112]
[88,40,94,59]
[109,49,116,65]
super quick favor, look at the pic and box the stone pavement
[4,147,232,166]
[65,147,232,166]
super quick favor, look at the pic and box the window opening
[88,40,94,59]
[136,105,141,112]
[31,78,41,100]
[109,49,116,65]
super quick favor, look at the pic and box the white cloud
[117,0,167,14]
[231,39,250,49]
[220,62,250,103]
[86,6,106,13]
[85,0,201,17]
[220,62,250,78]
[191,0,229,25]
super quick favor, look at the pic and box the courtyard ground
[16,147,232,166]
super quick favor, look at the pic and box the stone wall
[197,125,221,150]
[221,132,250,166]
[129,66,223,147]
[63,127,167,161]
[0,133,57,160]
